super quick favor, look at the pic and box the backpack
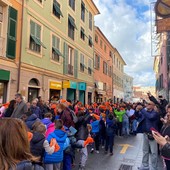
[69,109,78,123]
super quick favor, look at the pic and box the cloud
[94,0,155,86]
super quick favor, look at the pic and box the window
[104,45,106,52]
[89,12,92,30]
[80,54,84,72]
[69,0,75,11]
[0,6,2,22]
[100,40,102,48]
[6,7,17,59]
[88,59,92,75]
[53,0,63,19]
[68,46,74,75]
[81,1,85,22]
[29,20,46,53]
[109,51,112,57]
[103,61,107,75]
[80,27,85,41]
[52,35,62,62]
[103,83,106,91]
[95,55,100,69]
[68,15,77,40]
[108,66,112,77]
[95,35,98,43]
[88,35,93,47]
[37,0,42,3]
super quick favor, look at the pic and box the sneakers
[102,145,105,149]
[110,152,113,156]
[96,150,99,154]
[137,166,149,170]
[90,148,94,153]
[79,165,85,170]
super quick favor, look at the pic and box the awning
[30,35,46,49]
[54,2,63,17]
[81,28,88,38]
[0,70,10,81]
[52,47,64,57]
[89,37,93,46]
[68,16,77,29]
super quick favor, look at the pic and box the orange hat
[105,102,110,106]
[3,102,10,108]
[60,99,67,103]
[99,105,106,110]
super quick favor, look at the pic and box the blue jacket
[41,118,52,128]
[44,129,67,164]
[91,120,100,133]
[136,108,159,133]
[30,106,42,119]
[25,114,40,130]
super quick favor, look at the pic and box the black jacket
[161,143,170,158]
[11,160,44,170]
[75,113,91,141]
[30,132,45,160]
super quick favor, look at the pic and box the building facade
[18,0,99,103]
[0,0,22,103]
[94,26,114,102]
[123,73,133,102]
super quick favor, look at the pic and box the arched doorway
[28,78,40,102]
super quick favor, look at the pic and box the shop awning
[0,70,10,81]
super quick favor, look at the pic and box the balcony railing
[68,64,73,75]
[0,36,5,57]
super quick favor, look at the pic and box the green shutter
[0,70,10,81]
[6,7,17,59]
[54,2,63,17]
[74,49,78,78]
[63,42,68,74]
[30,21,35,36]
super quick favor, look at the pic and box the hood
[26,114,38,121]
[31,132,45,144]
[41,118,52,128]
[50,129,67,142]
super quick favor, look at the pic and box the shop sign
[50,81,62,90]
[70,81,77,89]
[63,81,70,88]
[156,18,170,33]
[78,82,86,91]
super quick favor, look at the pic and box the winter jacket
[91,120,100,133]
[25,114,40,130]
[114,110,125,122]
[75,113,91,141]
[30,132,45,159]
[161,143,170,159]
[41,118,55,137]
[136,108,159,133]
[60,108,75,128]
[99,119,106,137]
[44,129,67,164]
[12,160,44,170]
[30,106,42,119]
[106,118,116,136]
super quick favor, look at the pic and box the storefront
[0,70,10,103]
[63,81,77,102]
[49,81,62,101]
[78,82,86,105]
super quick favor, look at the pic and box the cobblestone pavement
[73,134,164,170]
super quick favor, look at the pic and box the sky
[93,0,156,87]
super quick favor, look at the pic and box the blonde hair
[0,118,38,170]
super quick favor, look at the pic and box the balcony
[68,64,73,75]
[0,36,5,57]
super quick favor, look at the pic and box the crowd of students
[1,93,170,170]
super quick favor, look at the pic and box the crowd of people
[0,92,170,170]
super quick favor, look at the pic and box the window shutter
[30,21,35,36]
[74,49,78,78]
[63,42,68,74]
[36,24,41,39]
[6,7,17,59]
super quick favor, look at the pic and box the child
[105,114,116,156]
[30,123,59,162]
[44,119,68,170]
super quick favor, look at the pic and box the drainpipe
[17,0,24,92]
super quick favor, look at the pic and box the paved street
[73,134,163,170]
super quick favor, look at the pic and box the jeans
[63,153,72,170]
[76,140,88,167]
[92,132,100,151]
[44,163,61,170]
[141,133,158,170]
[116,122,122,136]
[105,135,114,153]
[122,119,129,135]
[132,119,137,132]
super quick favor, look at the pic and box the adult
[11,93,27,118]
[30,100,42,119]
[0,118,44,170]
[136,102,159,170]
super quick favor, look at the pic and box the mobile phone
[150,127,160,135]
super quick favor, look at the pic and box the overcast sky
[94,0,155,87]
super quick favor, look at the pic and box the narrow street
[73,134,163,170]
